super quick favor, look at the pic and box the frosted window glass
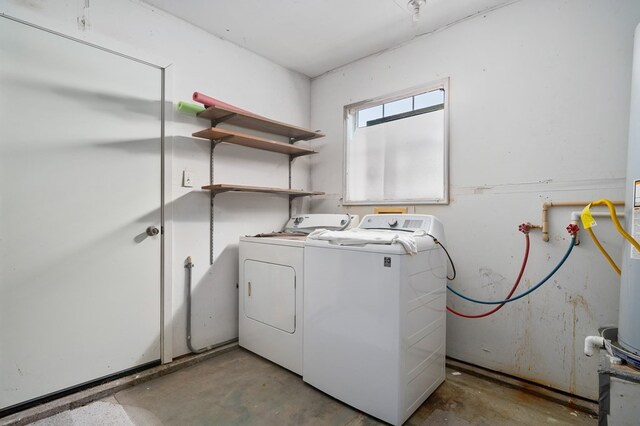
[345,110,445,203]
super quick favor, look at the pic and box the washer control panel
[359,214,434,232]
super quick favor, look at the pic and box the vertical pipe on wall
[210,139,216,265]
[288,140,293,216]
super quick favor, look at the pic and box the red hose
[446,233,530,319]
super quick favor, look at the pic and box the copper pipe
[541,200,624,242]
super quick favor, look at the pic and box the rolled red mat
[192,92,250,114]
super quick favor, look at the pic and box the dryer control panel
[283,214,359,234]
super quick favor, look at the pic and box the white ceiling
[143,0,515,77]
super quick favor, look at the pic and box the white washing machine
[238,214,358,375]
[303,214,447,426]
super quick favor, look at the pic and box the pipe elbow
[584,336,605,357]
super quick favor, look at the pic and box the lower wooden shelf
[202,184,324,198]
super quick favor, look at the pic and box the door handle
[248,281,252,297]
[146,226,159,236]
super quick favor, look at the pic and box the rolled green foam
[177,101,206,114]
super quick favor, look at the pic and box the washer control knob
[388,218,398,227]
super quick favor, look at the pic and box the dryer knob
[388,218,398,227]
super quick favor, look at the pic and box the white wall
[1,0,311,359]
[309,0,640,400]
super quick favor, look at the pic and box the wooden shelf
[202,184,324,198]
[197,105,324,142]
[192,127,318,158]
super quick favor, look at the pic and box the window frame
[342,78,450,206]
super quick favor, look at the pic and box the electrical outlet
[182,170,194,187]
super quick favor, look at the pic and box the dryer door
[243,260,296,333]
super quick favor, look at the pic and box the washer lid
[307,228,435,254]
[304,236,438,255]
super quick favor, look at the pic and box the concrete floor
[31,348,596,425]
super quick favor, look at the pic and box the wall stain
[473,186,493,194]
[16,0,45,9]
[479,267,505,289]
[514,292,532,374]
[568,294,592,395]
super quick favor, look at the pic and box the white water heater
[619,23,640,356]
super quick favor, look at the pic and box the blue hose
[447,236,576,305]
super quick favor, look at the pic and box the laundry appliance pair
[239,213,447,426]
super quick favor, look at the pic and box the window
[344,79,449,205]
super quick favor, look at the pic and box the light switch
[182,170,194,187]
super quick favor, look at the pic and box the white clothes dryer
[303,214,447,425]
[239,214,358,375]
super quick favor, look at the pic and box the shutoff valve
[518,223,531,234]
[566,224,580,236]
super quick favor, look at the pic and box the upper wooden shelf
[192,127,318,158]
[202,184,324,198]
[197,105,324,142]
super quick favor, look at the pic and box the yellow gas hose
[581,199,640,276]
[586,227,621,275]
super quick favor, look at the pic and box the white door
[244,260,296,333]
[0,18,162,410]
